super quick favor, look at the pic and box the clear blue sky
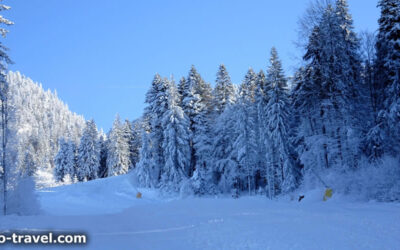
[5,0,379,131]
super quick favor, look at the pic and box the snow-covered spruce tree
[239,68,257,103]
[233,75,258,196]
[364,0,400,161]
[0,0,12,215]
[335,0,369,169]
[54,138,69,182]
[65,140,78,182]
[374,0,400,110]
[54,138,77,183]
[160,78,191,192]
[213,64,236,115]
[97,134,108,178]
[135,74,170,187]
[380,0,400,155]
[253,70,270,191]
[177,77,186,106]
[292,3,366,189]
[181,66,213,178]
[128,119,143,170]
[77,119,100,181]
[135,128,154,187]
[212,105,239,195]
[190,95,215,194]
[107,115,131,176]
[265,48,296,195]
[0,3,40,215]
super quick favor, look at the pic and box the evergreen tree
[136,74,170,186]
[65,140,78,181]
[54,138,69,182]
[292,3,365,187]
[239,68,257,102]
[107,115,130,176]
[97,134,108,178]
[265,48,296,195]
[365,0,400,160]
[160,79,191,191]
[212,106,239,194]
[230,68,258,195]
[129,119,142,169]
[181,66,213,177]
[0,0,13,215]
[254,70,270,191]
[213,64,236,114]
[77,120,100,181]
[233,95,257,195]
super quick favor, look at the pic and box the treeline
[6,72,85,187]
[54,0,400,200]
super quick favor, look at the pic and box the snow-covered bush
[301,156,400,202]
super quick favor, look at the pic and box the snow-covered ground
[1,174,399,250]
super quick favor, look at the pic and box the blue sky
[5,0,379,131]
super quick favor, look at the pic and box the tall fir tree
[54,138,69,182]
[77,120,100,181]
[97,134,108,178]
[160,78,191,191]
[181,66,213,177]
[365,0,400,160]
[107,115,131,176]
[213,64,236,114]
[0,0,13,215]
[136,74,170,186]
[265,48,296,195]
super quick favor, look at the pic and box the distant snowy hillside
[6,71,86,188]
[1,174,399,250]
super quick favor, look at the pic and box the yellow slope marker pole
[311,168,332,201]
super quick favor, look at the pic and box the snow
[1,174,399,250]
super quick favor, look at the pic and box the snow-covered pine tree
[364,0,400,161]
[380,0,400,154]
[77,120,100,181]
[254,70,270,191]
[239,68,257,103]
[374,0,400,109]
[181,66,213,177]
[135,128,154,187]
[334,0,366,169]
[190,97,214,195]
[54,138,69,182]
[212,105,239,194]
[0,0,13,215]
[122,119,134,169]
[233,78,258,196]
[129,119,143,169]
[0,3,40,215]
[135,74,170,186]
[160,78,191,191]
[54,138,78,183]
[213,64,236,114]
[97,134,108,178]
[106,115,131,176]
[65,140,78,182]
[265,48,296,195]
[292,3,365,186]
[177,77,186,106]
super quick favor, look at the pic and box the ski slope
[1,174,399,250]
